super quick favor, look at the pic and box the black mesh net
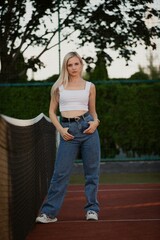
[0,114,56,240]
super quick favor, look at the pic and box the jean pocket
[61,122,70,128]
[81,121,89,132]
[84,114,94,122]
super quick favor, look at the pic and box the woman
[36,52,101,223]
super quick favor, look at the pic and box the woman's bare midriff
[61,110,88,118]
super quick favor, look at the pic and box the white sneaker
[86,210,98,221]
[36,213,57,223]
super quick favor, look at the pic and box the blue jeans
[40,114,101,218]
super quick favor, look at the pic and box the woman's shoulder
[85,80,94,86]
[84,81,95,93]
[86,81,95,88]
[58,84,64,91]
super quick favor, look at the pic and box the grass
[70,172,160,185]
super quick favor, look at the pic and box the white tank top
[59,81,91,112]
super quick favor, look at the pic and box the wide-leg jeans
[40,114,101,218]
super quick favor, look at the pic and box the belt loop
[75,116,80,122]
[83,111,88,121]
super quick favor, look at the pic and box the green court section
[70,172,160,185]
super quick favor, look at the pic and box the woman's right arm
[49,94,74,140]
[49,96,63,133]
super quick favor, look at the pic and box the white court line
[68,188,160,193]
[56,218,160,224]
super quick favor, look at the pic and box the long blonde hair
[51,52,84,97]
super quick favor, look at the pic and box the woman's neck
[69,76,82,83]
[66,77,85,90]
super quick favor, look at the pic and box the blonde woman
[36,52,101,223]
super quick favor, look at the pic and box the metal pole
[58,0,61,74]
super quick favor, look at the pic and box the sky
[26,0,160,81]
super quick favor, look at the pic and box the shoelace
[40,214,49,219]
[88,211,96,215]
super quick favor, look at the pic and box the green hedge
[0,82,160,158]
[0,85,51,118]
[96,83,160,157]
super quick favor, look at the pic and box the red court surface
[26,184,160,240]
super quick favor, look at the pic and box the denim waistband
[61,112,89,122]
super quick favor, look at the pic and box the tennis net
[0,113,56,240]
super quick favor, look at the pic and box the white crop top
[59,81,91,112]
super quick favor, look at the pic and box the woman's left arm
[83,83,100,134]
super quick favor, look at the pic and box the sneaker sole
[86,215,98,221]
[36,217,57,223]
[86,217,98,221]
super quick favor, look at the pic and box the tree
[0,0,160,82]
[11,52,28,82]
[146,50,160,79]
[129,50,160,80]
[73,0,160,66]
[130,66,149,80]
[88,51,109,81]
[130,71,149,80]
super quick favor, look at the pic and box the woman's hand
[83,121,99,134]
[60,127,74,141]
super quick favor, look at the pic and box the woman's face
[67,56,82,77]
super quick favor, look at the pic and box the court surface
[26,184,160,240]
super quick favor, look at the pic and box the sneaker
[36,213,57,223]
[86,210,98,221]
